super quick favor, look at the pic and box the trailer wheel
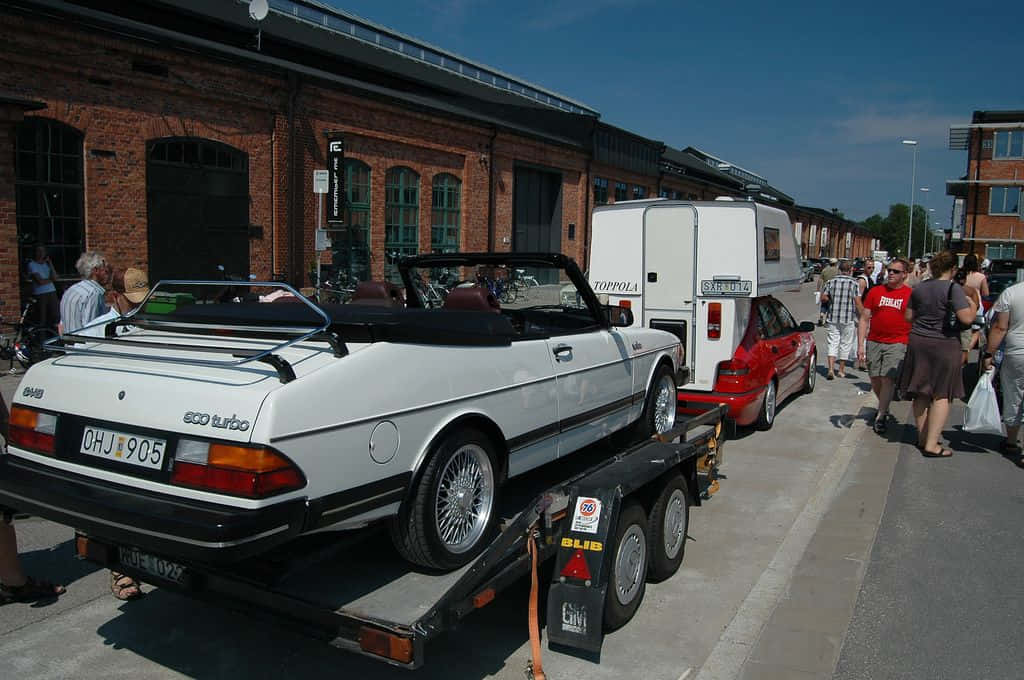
[646,474,690,582]
[802,351,817,394]
[755,378,777,430]
[603,502,648,631]
[390,427,500,570]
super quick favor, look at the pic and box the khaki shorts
[866,340,906,379]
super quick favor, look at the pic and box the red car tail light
[717,359,750,376]
[708,303,722,339]
[171,439,305,498]
[8,406,57,455]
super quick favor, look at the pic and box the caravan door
[643,205,697,366]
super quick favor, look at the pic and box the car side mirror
[606,305,634,327]
[798,321,815,332]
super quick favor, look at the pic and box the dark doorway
[146,138,249,283]
[512,166,562,284]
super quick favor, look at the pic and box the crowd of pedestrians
[821,249,1024,465]
[2,249,151,606]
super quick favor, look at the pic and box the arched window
[14,118,84,282]
[385,166,419,263]
[431,173,461,253]
[337,159,371,281]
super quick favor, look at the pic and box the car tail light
[717,359,750,376]
[708,303,722,339]
[8,406,57,455]
[171,439,305,498]
[619,299,631,310]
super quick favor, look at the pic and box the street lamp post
[903,140,918,258]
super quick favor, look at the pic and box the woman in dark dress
[899,251,978,457]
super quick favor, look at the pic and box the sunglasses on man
[887,268,905,274]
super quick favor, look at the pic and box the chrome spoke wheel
[613,524,646,606]
[652,373,677,434]
[662,489,687,560]
[434,444,494,554]
[765,381,776,424]
[807,354,816,390]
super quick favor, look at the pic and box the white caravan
[588,198,805,402]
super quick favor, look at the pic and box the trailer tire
[646,474,690,582]
[603,502,648,631]
[390,427,500,570]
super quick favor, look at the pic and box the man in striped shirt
[821,259,860,379]
[59,251,112,334]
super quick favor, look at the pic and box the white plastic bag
[963,369,1005,436]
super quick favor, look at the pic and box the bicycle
[0,297,59,372]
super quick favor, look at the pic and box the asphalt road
[2,283,1018,679]
[833,393,1024,679]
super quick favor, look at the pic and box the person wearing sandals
[857,259,912,434]
[898,251,979,458]
[0,395,66,605]
[981,279,1024,462]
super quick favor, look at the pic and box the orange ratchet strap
[526,531,546,680]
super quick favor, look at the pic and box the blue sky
[329,0,1021,224]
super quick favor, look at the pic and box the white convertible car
[0,253,683,570]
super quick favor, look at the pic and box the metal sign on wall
[327,135,345,225]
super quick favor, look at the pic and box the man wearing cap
[78,268,149,338]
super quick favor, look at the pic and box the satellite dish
[249,0,269,22]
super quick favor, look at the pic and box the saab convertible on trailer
[0,253,684,571]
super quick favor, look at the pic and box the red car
[678,296,817,429]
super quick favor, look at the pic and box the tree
[863,204,931,258]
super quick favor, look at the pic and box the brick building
[948,110,1024,259]
[1,0,873,316]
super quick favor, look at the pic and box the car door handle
[552,344,573,360]
[770,346,779,354]
[791,340,798,347]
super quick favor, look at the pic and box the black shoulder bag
[943,281,971,333]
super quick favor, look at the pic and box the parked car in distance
[982,272,1019,312]
[800,260,815,282]
[677,295,816,429]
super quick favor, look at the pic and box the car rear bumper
[0,456,307,564]
[677,386,765,427]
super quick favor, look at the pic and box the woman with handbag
[898,251,979,457]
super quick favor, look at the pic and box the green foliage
[863,204,933,257]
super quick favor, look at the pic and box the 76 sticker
[570,497,602,534]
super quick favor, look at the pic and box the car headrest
[443,285,500,313]
[349,281,403,307]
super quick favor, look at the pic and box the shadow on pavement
[17,537,101,595]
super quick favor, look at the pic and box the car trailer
[74,406,726,673]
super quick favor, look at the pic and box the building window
[989,187,1021,215]
[659,188,670,198]
[431,173,460,253]
[632,185,646,200]
[339,159,371,281]
[594,177,609,204]
[614,181,628,202]
[14,118,84,282]
[987,243,1017,259]
[385,167,419,277]
[993,130,1024,159]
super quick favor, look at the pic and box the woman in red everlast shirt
[856,259,913,434]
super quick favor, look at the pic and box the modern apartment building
[948,110,1024,259]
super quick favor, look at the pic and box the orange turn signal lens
[207,444,291,472]
[10,405,38,429]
